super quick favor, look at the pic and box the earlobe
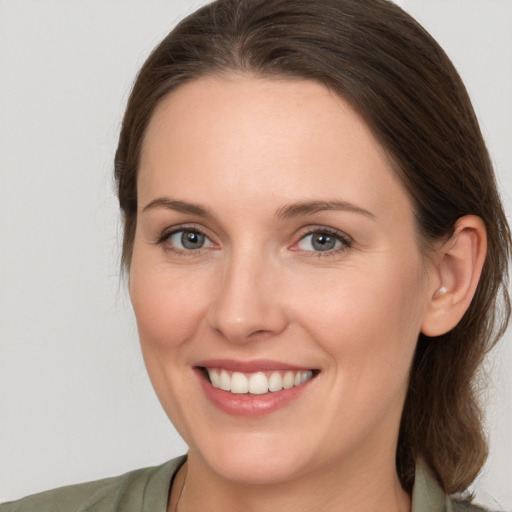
[421,215,487,337]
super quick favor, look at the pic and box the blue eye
[297,231,348,252]
[168,229,213,251]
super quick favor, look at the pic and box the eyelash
[294,227,353,257]
[156,225,215,256]
[155,225,353,257]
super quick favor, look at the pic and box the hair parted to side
[115,0,511,495]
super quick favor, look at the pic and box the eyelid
[154,223,352,256]
[291,226,353,254]
[156,223,218,253]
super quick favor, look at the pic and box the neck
[170,449,411,512]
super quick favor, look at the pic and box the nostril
[206,279,288,343]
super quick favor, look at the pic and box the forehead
[142,75,387,165]
[138,75,412,224]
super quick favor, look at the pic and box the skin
[129,75,451,512]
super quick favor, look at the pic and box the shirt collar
[411,460,449,512]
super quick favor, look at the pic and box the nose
[207,250,288,343]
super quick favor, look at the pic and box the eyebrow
[142,198,216,219]
[276,200,376,220]
[141,197,375,221]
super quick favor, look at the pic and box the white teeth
[282,371,295,389]
[301,370,313,383]
[230,372,249,394]
[219,369,231,391]
[207,368,314,394]
[268,371,283,392]
[248,373,268,394]
[209,369,220,387]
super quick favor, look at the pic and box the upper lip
[194,359,316,373]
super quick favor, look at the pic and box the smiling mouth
[202,368,318,395]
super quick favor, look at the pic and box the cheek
[129,260,213,352]
[294,258,427,384]
[128,257,215,437]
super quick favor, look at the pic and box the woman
[2,0,509,511]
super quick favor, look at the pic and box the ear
[421,215,487,337]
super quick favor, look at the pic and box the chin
[190,431,318,485]
[209,452,309,485]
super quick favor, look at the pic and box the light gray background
[0,0,510,508]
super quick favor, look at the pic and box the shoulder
[0,456,186,512]
[413,461,502,512]
[447,497,507,512]
[447,497,489,512]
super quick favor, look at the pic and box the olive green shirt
[0,456,489,512]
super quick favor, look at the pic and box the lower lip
[197,370,314,417]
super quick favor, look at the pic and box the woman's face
[130,76,436,484]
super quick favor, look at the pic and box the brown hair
[114,0,511,494]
